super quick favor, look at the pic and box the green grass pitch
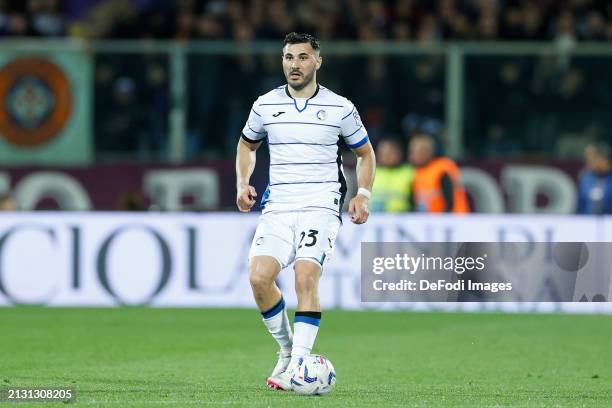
[1,307,611,407]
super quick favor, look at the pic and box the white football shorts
[248,210,341,270]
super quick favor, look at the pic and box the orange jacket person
[409,132,470,213]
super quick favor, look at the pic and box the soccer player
[236,32,376,390]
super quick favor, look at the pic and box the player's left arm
[348,141,376,224]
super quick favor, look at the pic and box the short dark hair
[283,32,320,52]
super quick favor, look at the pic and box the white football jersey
[241,84,369,217]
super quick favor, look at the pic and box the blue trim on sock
[261,297,285,319]
[294,316,321,327]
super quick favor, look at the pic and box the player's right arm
[236,99,267,212]
[236,137,262,212]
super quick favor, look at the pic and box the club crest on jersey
[316,110,327,121]
[256,236,264,245]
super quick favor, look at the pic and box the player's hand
[348,194,369,224]
[236,184,257,212]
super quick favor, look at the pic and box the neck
[288,80,318,98]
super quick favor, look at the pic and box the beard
[286,69,315,91]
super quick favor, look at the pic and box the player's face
[282,43,322,91]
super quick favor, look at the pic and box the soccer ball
[290,354,336,396]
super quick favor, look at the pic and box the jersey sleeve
[241,99,266,143]
[340,100,369,148]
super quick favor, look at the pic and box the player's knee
[295,272,318,295]
[249,271,273,292]
[248,259,276,292]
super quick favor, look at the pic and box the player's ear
[316,55,322,70]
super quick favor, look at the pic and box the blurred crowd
[372,131,470,213]
[3,0,612,43]
[465,54,612,158]
[92,50,612,161]
[3,0,612,161]
[370,134,612,215]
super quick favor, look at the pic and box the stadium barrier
[0,212,610,313]
[0,161,582,212]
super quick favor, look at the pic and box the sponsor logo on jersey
[272,111,285,117]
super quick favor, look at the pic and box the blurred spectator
[95,76,148,155]
[143,61,170,158]
[439,0,472,40]
[500,6,523,40]
[93,52,170,159]
[0,193,17,211]
[370,137,415,212]
[480,60,530,154]
[483,125,521,156]
[416,14,441,43]
[354,56,393,143]
[554,10,577,49]
[29,0,66,37]
[579,10,607,41]
[5,13,28,36]
[577,141,612,215]
[521,1,546,41]
[116,191,148,211]
[394,55,445,143]
[409,131,469,213]
[474,0,499,40]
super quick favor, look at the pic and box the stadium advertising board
[0,160,581,212]
[0,213,609,313]
[605,217,612,242]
